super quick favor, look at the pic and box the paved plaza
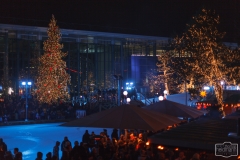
[1,123,112,160]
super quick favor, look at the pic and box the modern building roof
[0,23,169,43]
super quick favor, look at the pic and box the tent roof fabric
[61,104,182,132]
[149,117,240,151]
[144,100,206,119]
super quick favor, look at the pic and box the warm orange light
[175,148,179,151]
[146,142,150,146]
[167,126,172,130]
[238,155,240,159]
[157,145,164,150]
[197,105,201,110]
[95,138,101,141]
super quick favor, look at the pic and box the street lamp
[22,81,32,121]
[123,91,128,96]
[123,91,128,104]
[126,98,131,104]
[159,96,164,101]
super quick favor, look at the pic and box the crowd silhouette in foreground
[0,128,216,160]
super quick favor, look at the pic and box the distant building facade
[0,23,169,97]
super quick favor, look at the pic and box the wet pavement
[1,122,112,160]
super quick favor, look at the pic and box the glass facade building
[0,23,169,97]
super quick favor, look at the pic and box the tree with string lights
[35,15,71,104]
[144,50,179,95]
[156,50,176,94]
[143,69,162,96]
[172,8,230,115]
[223,48,240,86]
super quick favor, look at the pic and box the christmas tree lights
[35,15,71,104]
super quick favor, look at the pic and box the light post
[158,96,164,101]
[123,91,128,104]
[22,81,32,121]
[113,75,123,106]
[126,98,131,104]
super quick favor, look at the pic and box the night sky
[0,0,239,42]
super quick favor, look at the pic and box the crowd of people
[0,128,214,160]
[0,95,92,123]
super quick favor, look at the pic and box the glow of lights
[221,81,224,85]
[163,90,168,95]
[8,87,14,95]
[175,148,179,151]
[157,145,164,150]
[203,86,210,90]
[35,15,70,104]
[159,96,164,101]
[22,81,32,87]
[200,90,207,97]
[127,98,131,103]
[123,91,128,96]
[146,142,149,146]
[126,82,134,90]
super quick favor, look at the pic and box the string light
[171,8,234,116]
[35,15,71,104]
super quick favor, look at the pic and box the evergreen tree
[35,15,71,104]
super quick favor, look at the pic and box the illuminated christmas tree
[172,8,228,114]
[36,15,71,104]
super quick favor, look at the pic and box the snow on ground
[1,123,113,160]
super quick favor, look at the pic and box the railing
[137,93,152,105]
